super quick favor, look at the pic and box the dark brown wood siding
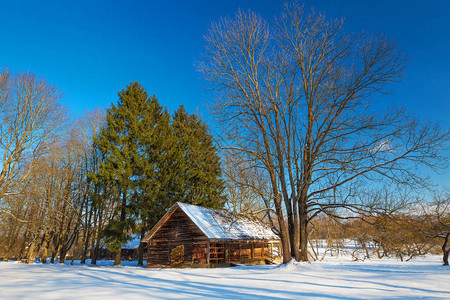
[145,207,208,266]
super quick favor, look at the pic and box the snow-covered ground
[0,256,449,299]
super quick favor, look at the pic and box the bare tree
[221,149,285,240]
[0,69,66,220]
[200,4,449,262]
[222,150,271,215]
[75,108,107,264]
[424,192,450,265]
[4,130,83,263]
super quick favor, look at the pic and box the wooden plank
[206,242,210,265]
[239,242,241,263]
[224,242,227,264]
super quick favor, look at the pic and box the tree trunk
[81,201,93,264]
[60,246,67,263]
[50,250,56,264]
[27,238,36,264]
[292,199,301,261]
[18,229,31,260]
[81,240,88,264]
[280,220,291,263]
[41,246,48,264]
[113,189,126,267]
[442,233,449,266]
[299,197,309,262]
[91,241,99,265]
[52,242,61,263]
[284,199,296,258]
[274,197,291,263]
[137,229,145,266]
[91,208,102,265]
[41,236,50,264]
[363,242,370,259]
[114,248,122,266]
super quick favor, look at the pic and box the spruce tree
[134,96,172,265]
[96,82,168,266]
[169,105,225,209]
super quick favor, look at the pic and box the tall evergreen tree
[169,106,225,209]
[96,82,166,266]
[133,95,172,266]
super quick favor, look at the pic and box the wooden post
[168,241,171,266]
[224,243,227,264]
[260,242,263,258]
[206,243,210,266]
[269,242,273,258]
[251,243,254,261]
[191,238,194,265]
[239,242,241,263]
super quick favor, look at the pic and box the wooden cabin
[97,234,141,261]
[121,234,141,261]
[142,202,281,268]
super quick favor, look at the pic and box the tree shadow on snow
[72,268,359,299]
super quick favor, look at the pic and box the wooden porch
[192,241,280,266]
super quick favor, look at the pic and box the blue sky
[1,0,449,184]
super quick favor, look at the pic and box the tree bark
[81,190,93,264]
[60,246,67,263]
[27,238,36,264]
[442,233,449,266]
[41,246,48,264]
[299,197,308,261]
[292,199,301,261]
[41,232,52,264]
[137,229,145,266]
[91,205,102,265]
[274,197,291,263]
[113,189,127,266]
[114,248,122,266]
[91,241,99,265]
[50,250,56,264]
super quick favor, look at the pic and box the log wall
[145,207,208,267]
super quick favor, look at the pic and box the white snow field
[0,256,449,299]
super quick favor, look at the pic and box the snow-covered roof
[175,202,279,241]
